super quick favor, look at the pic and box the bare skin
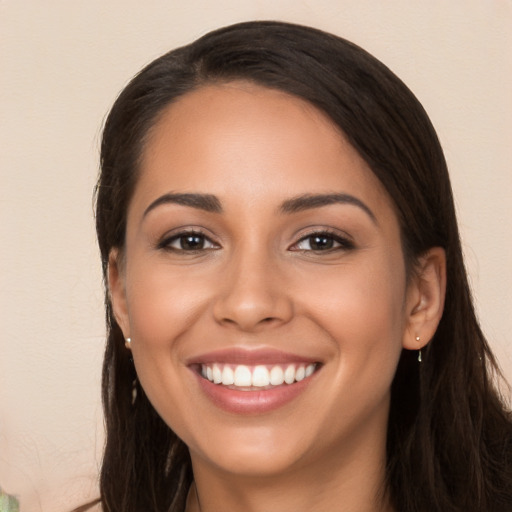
[109,82,446,512]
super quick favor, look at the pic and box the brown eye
[308,235,335,250]
[292,232,354,252]
[178,234,207,250]
[159,231,218,252]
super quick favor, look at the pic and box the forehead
[133,82,394,218]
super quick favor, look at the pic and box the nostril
[213,289,294,331]
[219,315,280,329]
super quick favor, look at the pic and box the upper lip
[186,347,320,366]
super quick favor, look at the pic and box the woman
[89,21,512,511]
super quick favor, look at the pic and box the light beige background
[1,1,511,510]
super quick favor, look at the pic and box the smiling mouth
[198,362,319,390]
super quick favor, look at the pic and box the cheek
[123,263,207,427]
[303,255,405,333]
[295,254,407,380]
[125,259,214,347]
[298,260,407,437]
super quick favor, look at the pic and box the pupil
[181,235,203,250]
[311,235,333,250]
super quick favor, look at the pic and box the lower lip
[194,371,317,414]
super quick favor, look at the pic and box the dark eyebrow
[143,191,376,223]
[143,193,222,217]
[279,193,377,223]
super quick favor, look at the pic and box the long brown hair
[93,21,512,511]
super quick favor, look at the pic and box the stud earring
[125,337,132,349]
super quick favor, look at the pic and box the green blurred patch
[0,491,19,512]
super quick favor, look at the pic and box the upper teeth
[201,363,316,388]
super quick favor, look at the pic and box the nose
[212,249,294,332]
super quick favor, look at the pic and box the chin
[194,444,306,478]
[185,422,316,478]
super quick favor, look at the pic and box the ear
[108,248,130,338]
[402,247,446,351]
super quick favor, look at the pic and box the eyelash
[157,229,354,254]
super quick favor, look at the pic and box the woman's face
[110,82,421,478]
